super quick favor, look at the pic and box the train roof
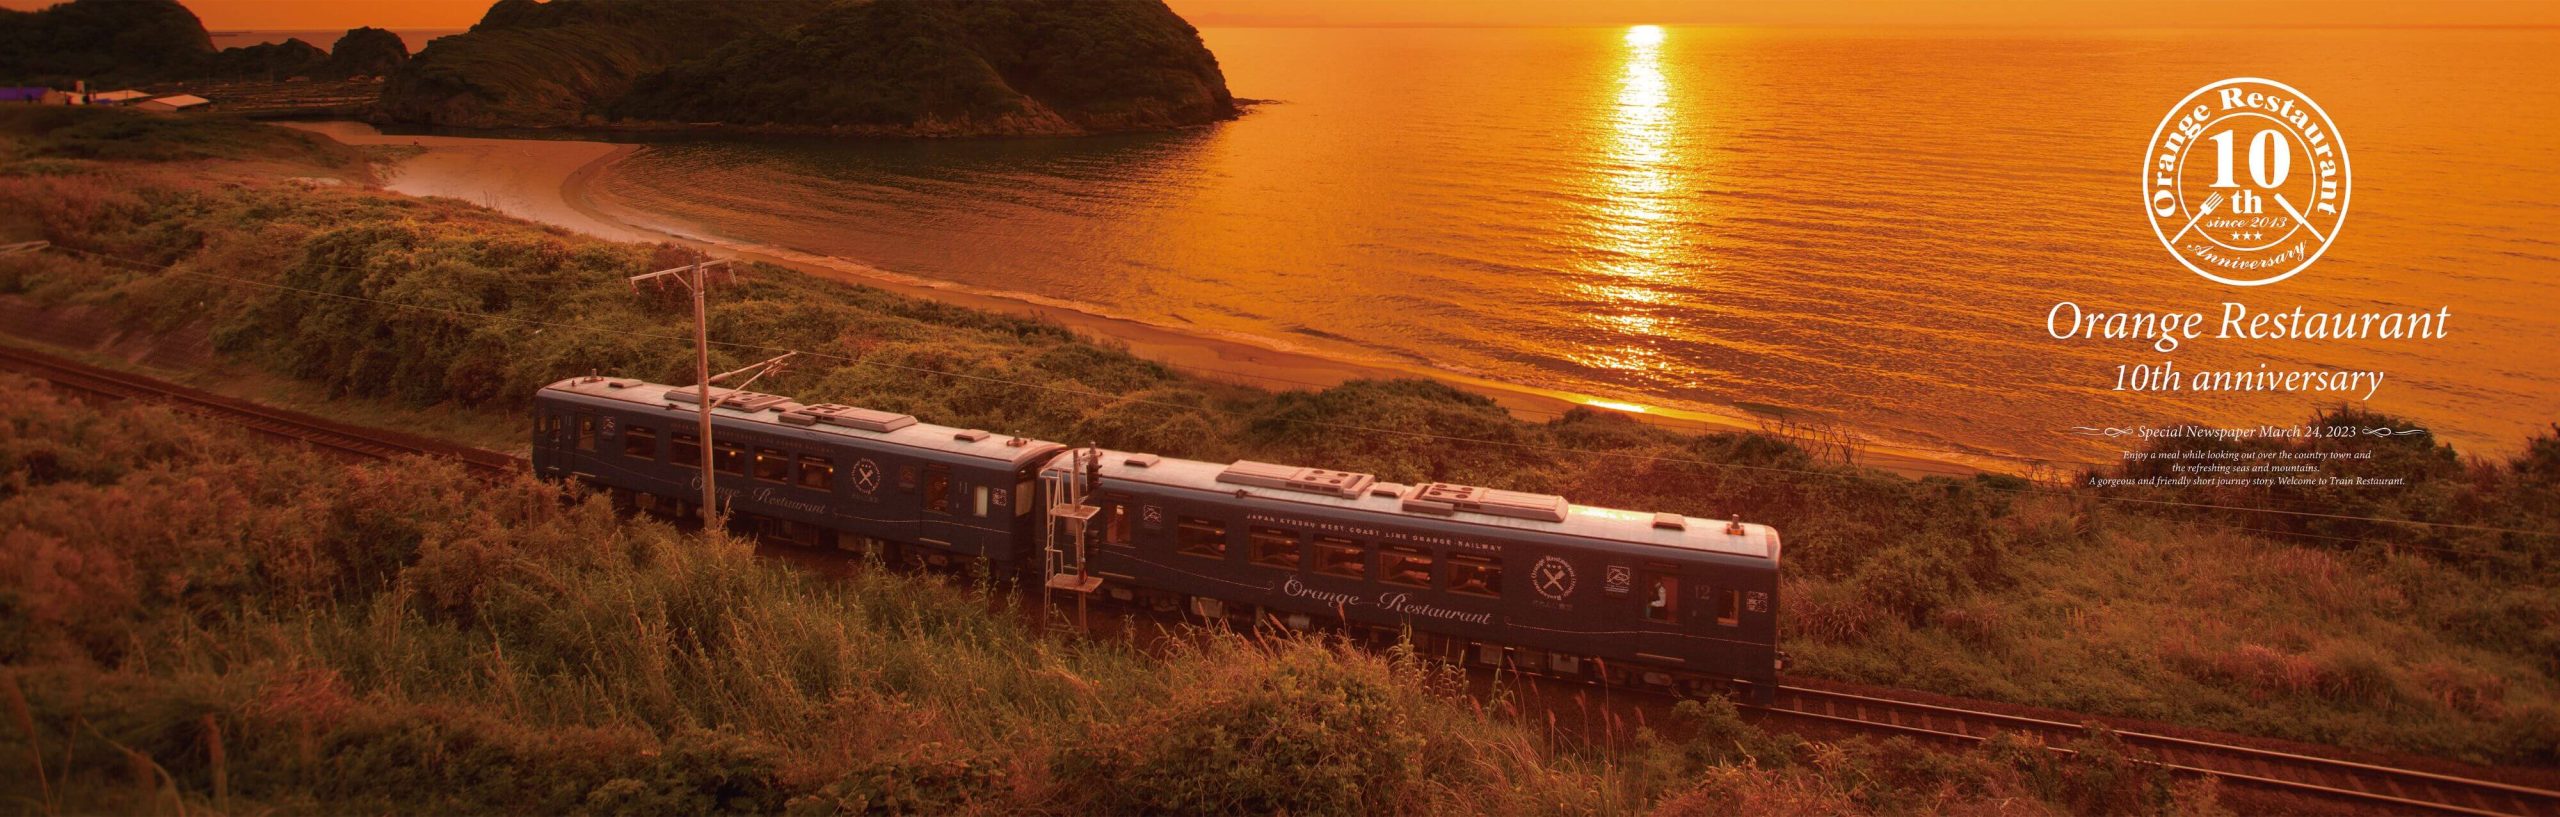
[1063,449,1780,561]
[539,376,1064,470]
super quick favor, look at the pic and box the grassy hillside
[1,108,2556,766]
[0,374,2223,814]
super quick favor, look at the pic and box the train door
[1632,561,1692,666]
[918,461,955,551]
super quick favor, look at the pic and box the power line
[40,243,2560,542]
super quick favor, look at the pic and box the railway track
[5,343,2554,815]
[0,343,520,479]
[1759,684,2559,816]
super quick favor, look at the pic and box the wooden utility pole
[631,256,776,521]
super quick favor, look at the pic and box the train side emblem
[1532,556,1577,601]
[851,458,882,494]
[1604,565,1633,597]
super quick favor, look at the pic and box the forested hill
[0,0,213,82]
[377,0,1239,135]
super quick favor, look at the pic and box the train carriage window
[924,465,951,512]
[1715,588,1741,627]
[1248,527,1301,569]
[1313,536,1366,579]
[538,414,562,443]
[1016,479,1034,517]
[754,448,790,482]
[1381,546,1432,588]
[798,455,834,490]
[1105,502,1133,546]
[670,432,700,467]
[972,485,991,517]
[575,415,597,452]
[713,441,746,475]
[1646,576,1681,623]
[899,464,918,491]
[623,426,656,459]
[1176,517,1227,558]
[1447,555,1502,598]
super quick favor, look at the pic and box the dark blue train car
[532,376,1064,565]
[1044,451,1785,695]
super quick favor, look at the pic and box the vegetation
[378,0,1235,134]
[326,27,410,79]
[376,0,821,129]
[0,0,390,85]
[0,0,214,84]
[0,374,2227,814]
[0,108,2554,769]
[204,39,330,82]
[608,0,1237,134]
[0,106,366,172]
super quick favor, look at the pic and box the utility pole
[631,256,789,522]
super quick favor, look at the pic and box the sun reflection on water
[1568,25,1688,377]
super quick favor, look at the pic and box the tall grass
[1,107,2554,766]
[0,373,2220,814]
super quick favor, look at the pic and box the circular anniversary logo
[2143,78,2350,287]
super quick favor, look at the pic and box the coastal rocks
[326,27,408,79]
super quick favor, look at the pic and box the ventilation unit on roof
[600,377,643,389]
[665,386,793,413]
[1125,453,1161,468]
[1215,460,1376,499]
[1401,483,1569,523]
[776,403,917,432]
[953,429,990,443]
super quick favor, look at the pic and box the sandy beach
[287,122,1989,480]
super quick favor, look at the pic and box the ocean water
[592,27,2560,468]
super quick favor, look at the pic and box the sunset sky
[5,0,2556,31]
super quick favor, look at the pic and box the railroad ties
[0,344,520,480]
[1760,685,2560,816]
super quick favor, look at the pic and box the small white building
[136,94,210,113]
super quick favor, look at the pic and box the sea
[564,27,2553,468]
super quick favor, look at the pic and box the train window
[1176,517,1226,558]
[669,432,701,466]
[899,464,918,490]
[1248,527,1301,569]
[538,414,561,443]
[623,426,656,459]
[798,455,834,490]
[575,415,597,452]
[924,465,951,512]
[1715,588,1741,627]
[972,485,991,517]
[1381,546,1432,588]
[1646,576,1680,623]
[1105,503,1133,546]
[1447,555,1502,598]
[754,448,790,482]
[1313,536,1366,579]
[1016,480,1034,517]
[713,441,746,475]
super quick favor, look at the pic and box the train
[531,375,1785,699]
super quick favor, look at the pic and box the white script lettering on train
[1280,577,1494,626]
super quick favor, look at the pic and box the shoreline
[288,121,1997,480]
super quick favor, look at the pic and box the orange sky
[3,0,2553,31]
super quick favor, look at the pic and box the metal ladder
[1042,447,1104,630]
